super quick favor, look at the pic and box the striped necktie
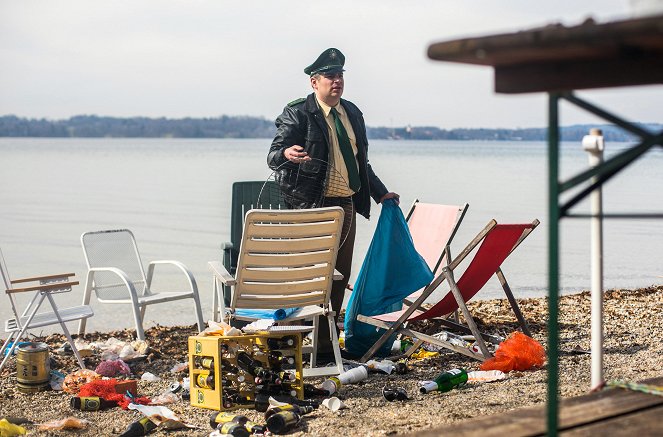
[330,107,361,192]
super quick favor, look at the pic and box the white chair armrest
[333,269,344,281]
[146,260,198,293]
[208,261,236,286]
[86,267,141,304]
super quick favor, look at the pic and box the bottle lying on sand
[420,368,468,394]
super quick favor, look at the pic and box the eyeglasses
[321,72,344,81]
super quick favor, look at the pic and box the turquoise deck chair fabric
[344,199,433,357]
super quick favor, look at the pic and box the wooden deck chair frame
[214,181,287,322]
[358,219,539,362]
[0,247,93,372]
[210,206,345,378]
[79,229,204,341]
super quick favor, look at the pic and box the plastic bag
[344,199,433,356]
[480,332,546,372]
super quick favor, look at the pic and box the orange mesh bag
[480,331,546,372]
[78,379,151,409]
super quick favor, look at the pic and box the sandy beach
[1,285,661,436]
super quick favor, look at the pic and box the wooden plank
[243,235,337,253]
[243,250,333,267]
[494,56,663,94]
[10,272,75,284]
[240,264,331,282]
[7,280,79,294]
[238,278,328,295]
[246,220,341,238]
[561,404,663,436]
[416,377,663,436]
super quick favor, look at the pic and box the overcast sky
[1,0,659,128]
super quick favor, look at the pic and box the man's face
[311,72,344,105]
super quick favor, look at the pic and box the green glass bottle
[419,369,467,393]
[428,368,468,393]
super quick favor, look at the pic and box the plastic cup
[321,397,346,412]
[338,366,368,384]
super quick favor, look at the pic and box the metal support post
[582,128,605,389]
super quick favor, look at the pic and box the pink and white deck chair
[357,219,539,362]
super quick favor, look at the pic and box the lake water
[1,137,661,334]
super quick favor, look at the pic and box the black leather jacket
[268,93,388,219]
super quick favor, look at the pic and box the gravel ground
[1,285,661,436]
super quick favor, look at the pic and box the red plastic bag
[480,332,546,372]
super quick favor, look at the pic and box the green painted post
[547,93,560,436]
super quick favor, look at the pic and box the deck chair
[357,219,539,362]
[406,200,469,274]
[0,247,93,372]
[209,206,345,377]
[79,229,204,341]
[214,181,288,322]
[345,200,468,293]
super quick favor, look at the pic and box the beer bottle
[236,351,267,377]
[216,422,250,437]
[266,411,301,434]
[267,336,296,349]
[303,383,329,397]
[209,412,264,435]
[221,358,240,375]
[267,350,295,368]
[70,396,118,411]
[421,368,468,394]
[196,371,215,389]
[264,403,314,420]
[119,417,157,436]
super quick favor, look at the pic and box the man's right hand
[284,145,311,163]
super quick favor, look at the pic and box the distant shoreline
[1,115,659,142]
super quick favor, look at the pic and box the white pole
[581,128,605,390]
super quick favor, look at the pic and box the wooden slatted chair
[209,206,345,377]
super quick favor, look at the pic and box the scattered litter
[420,368,468,394]
[321,397,347,412]
[480,332,545,372]
[365,359,395,374]
[200,320,243,336]
[88,337,148,361]
[0,418,26,436]
[128,403,197,430]
[141,372,160,381]
[95,359,131,377]
[468,370,506,382]
[382,385,409,401]
[149,390,180,405]
[409,349,439,360]
[78,378,149,409]
[62,369,101,394]
[170,362,188,373]
[241,318,275,332]
[49,369,66,391]
[37,416,88,431]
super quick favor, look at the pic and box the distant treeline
[0,114,658,142]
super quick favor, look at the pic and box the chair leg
[327,313,344,375]
[192,293,205,333]
[131,304,146,341]
[0,332,18,373]
[310,316,319,368]
[78,275,94,336]
[496,268,532,337]
[46,294,86,369]
[445,269,492,358]
[212,277,220,322]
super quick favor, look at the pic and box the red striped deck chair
[357,219,539,362]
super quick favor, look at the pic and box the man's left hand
[380,192,400,205]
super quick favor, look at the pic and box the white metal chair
[79,229,204,341]
[1,247,93,372]
[209,206,345,377]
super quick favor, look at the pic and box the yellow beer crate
[188,332,303,411]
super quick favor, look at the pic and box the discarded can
[16,342,50,393]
